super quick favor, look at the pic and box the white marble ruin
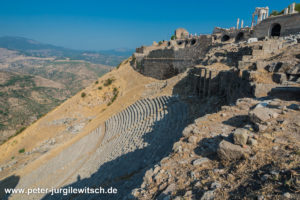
[251,7,269,28]
[289,3,296,14]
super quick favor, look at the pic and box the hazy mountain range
[0,36,133,66]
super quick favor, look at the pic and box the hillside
[0,47,111,143]
[0,36,131,66]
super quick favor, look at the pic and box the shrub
[270,9,284,16]
[15,127,26,136]
[81,92,86,98]
[104,78,115,86]
[95,81,99,84]
[116,62,122,69]
[107,88,119,106]
[296,3,300,13]
[171,35,177,40]
[19,148,25,153]
[158,41,163,45]
[98,86,102,90]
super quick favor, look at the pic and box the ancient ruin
[132,3,300,79]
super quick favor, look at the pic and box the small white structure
[248,38,258,43]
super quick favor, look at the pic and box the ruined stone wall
[254,13,300,38]
[175,67,254,103]
[213,28,252,43]
[133,35,212,80]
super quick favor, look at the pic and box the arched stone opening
[270,24,281,37]
[191,39,196,45]
[235,32,244,42]
[221,35,230,42]
[177,41,183,45]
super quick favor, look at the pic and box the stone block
[217,140,250,161]
[233,128,249,146]
[249,106,279,124]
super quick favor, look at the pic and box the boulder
[217,140,250,161]
[201,190,215,200]
[249,106,279,124]
[248,138,258,146]
[192,157,210,166]
[233,128,249,146]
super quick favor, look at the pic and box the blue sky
[0,0,294,50]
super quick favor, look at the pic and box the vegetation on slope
[270,3,300,16]
[0,56,111,143]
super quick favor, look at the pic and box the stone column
[208,71,212,97]
[236,18,240,29]
[198,69,202,97]
[251,13,255,28]
[241,20,244,28]
[203,69,207,97]
[290,3,296,14]
[257,11,263,24]
[284,7,289,15]
[266,7,269,17]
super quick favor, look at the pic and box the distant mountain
[0,36,129,66]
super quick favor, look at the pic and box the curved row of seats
[98,96,187,164]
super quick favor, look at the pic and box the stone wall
[254,13,300,38]
[184,67,253,103]
[213,27,252,43]
[132,35,212,79]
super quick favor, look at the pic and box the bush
[81,92,86,98]
[95,81,99,84]
[270,10,284,16]
[171,35,177,40]
[158,41,163,45]
[15,127,26,136]
[98,86,102,90]
[19,148,25,153]
[107,87,119,106]
[104,78,115,86]
[296,3,300,13]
